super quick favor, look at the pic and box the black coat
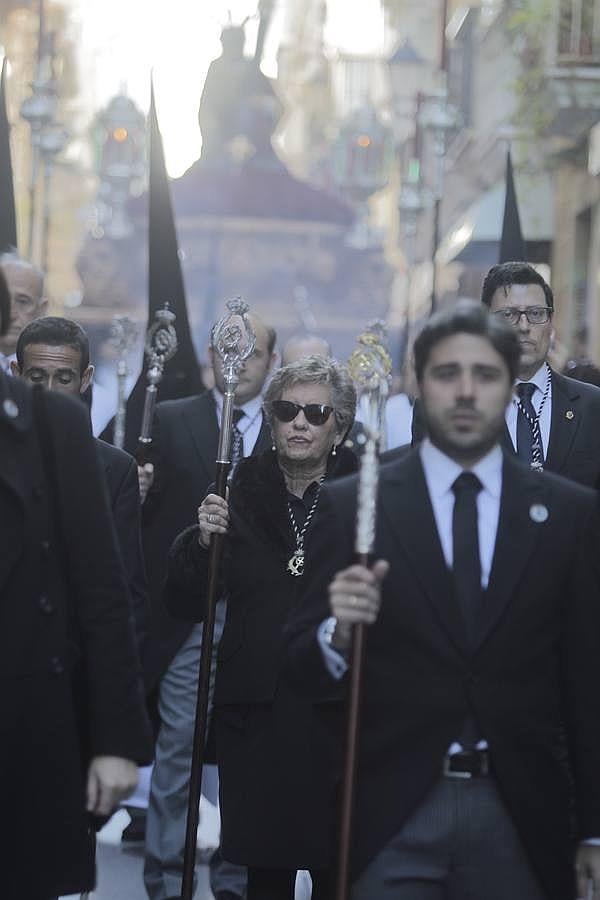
[165,447,357,869]
[142,391,272,689]
[411,370,600,489]
[284,449,600,900]
[0,374,153,899]
[96,438,148,649]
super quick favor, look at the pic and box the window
[558,0,600,62]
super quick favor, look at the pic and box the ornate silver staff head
[139,303,178,446]
[210,297,256,395]
[211,297,256,465]
[110,315,137,450]
[111,315,137,368]
[145,303,178,387]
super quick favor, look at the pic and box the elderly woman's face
[272,381,342,468]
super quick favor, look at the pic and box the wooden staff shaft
[335,550,371,900]
[180,460,230,900]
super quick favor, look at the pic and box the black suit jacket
[514,371,600,488]
[284,449,600,900]
[95,439,147,650]
[412,370,600,489]
[0,373,152,898]
[142,390,272,688]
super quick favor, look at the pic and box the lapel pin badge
[2,398,19,419]
[565,410,574,420]
[529,503,549,524]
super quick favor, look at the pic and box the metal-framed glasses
[493,306,553,326]
[271,400,335,426]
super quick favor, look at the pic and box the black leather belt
[443,749,490,779]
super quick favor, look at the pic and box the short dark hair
[16,316,90,373]
[481,262,554,310]
[413,299,520,383]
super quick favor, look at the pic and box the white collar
[515,363,550,396]
[420,438,503,502]
[212,387,264,423]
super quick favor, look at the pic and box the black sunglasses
[271,400,335,426]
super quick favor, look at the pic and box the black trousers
[247,866,332,900]
[352,776,546,900]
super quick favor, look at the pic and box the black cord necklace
[515,364,551,472]
[286,476,325,577]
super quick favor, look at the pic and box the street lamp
[331,104,394,248]
[20,77,57,259]
[91,94,146,240]
[39,122,68,271]
[418,85,457,310]
[398,176,425,255]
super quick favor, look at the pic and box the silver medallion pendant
[287,549,304,577]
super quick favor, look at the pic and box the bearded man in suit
[285,300,600,900]
[141,313,277,900]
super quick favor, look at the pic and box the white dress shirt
[319,439,503,693]
[505,364,552,458]
[355,392,414,451]
[212,388,264,457]
[420,439,502,585]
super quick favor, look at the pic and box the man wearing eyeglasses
[482,261,600,488]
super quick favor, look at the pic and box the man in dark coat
[481,261,600,487]
[0,367,153,899]
[141,313,277,900]
[12,316,148,648]
[411,263,600,490]
[0,251,47,372]
[285,300,600,900]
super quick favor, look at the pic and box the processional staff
[336,329,392,900]
[180,298,256,900]
[137,303,178,460]
[110,314,137,450]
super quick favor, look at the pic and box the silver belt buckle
[443,754,473,779]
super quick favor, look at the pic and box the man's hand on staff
[329,560,390,648]
[137,463,154,504]
[198,492,229,547]
[86,756,139,817]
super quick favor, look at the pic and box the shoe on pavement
[120,815,146,843]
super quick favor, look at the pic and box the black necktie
[516,382,537,464]
[451,472,483,646]
[230,409,245,470]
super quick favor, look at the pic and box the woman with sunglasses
[165,355,357,900]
